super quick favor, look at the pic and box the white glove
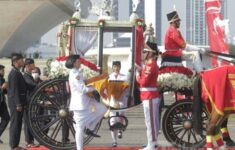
[135,63,142,72]
[199,48,206,54]
[135,70,140,77]
[186,44,200,51]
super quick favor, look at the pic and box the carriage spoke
[32,114,56,121]
[50,119,62,140]
[34,102,58,110]
[66,118,76,138]
[41,117,60,132]
[190,129,199,143]
[174,127,184,135]
[50,84,62,104]
[180,129,188,140]
[187,129,191,143]
[43,93,60,109]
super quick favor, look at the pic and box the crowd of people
[0,53,47,150]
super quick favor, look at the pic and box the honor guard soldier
[8,53,27,150]
[136,41,161,150]
[164,10,205,72]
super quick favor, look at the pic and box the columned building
[186,0,227,45]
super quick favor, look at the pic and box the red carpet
[27,146,235,150]
[27,146,178,150]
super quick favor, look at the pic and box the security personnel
[163,10,204,72]
[65,55,107,150]
[109,61,128,147]
[136,41,160,150]
[22,58,39,148]
[0,65,10,144]
[8,53,27,150]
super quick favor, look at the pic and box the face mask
[32,73,39,80]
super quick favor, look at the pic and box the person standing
[108,61,128,147]
[163,11,204,72]
[8,53,27,150]
[22,58,39,148]
[31,67,42,84]
[136,41,161,150]
[0,65,10,144]
[65,55,107,150]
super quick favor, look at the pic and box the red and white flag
[205,0,230,67]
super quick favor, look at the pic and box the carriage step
[109,122,126,131]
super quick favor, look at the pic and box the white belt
[140,87,158,92]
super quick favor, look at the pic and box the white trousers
[182,50,203,72]
[73,100,107,150]
[109,90,128,143]
[142,98,161,150]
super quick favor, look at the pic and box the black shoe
[225,138,235,147]
[112,142,117,147]
[118,131,122,139]
[85,129,101,138]
[0,139,3,144]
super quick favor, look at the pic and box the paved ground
[1,101,235,150]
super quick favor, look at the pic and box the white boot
[219,145,226,150]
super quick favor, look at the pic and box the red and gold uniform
[137,58,160,150]
[164,26,185,57]
[137,60,160,100]
[162,26,185,67]
[162,11,203,72]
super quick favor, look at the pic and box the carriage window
[102,32,132,74]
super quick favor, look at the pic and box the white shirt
[69,68,95,111]
[109,72,127,81]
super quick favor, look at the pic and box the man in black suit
[8,53,27,150]
[22,58,39,148]
[0,64,10,144]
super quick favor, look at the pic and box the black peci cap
[167,11,181,23]
[112,61,121,67]
[144,41,158,54]
[0,64,5,70]
[24,58,35,65]
[65,55,80,69]
[11,53,23,62]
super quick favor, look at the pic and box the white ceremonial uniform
[109,72,128,144]
[69,68,107,150]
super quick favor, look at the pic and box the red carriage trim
[159,66,193,77]
[80,58,99,72]
[69,26,73,52]
[56,56,68,61]
[56,56,99,72]
[135,26,144,66]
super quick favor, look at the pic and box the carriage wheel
[162,100,208,148]
[28,77,102,150]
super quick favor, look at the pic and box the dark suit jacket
[7,67,27,107]
[23,72,37,102]
[0,75,7,104]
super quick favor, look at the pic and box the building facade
[186,0,227,45]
